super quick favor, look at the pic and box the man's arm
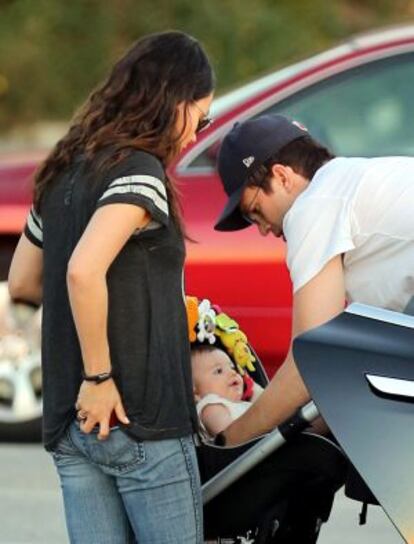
[223,255,346,445]
[8,234,43,306]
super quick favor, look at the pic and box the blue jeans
[52,420,203,544]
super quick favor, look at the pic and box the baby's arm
[201,403,233,436]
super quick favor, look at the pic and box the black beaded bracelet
[82,370,113,384]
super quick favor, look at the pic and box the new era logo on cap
[292,120,308,131]
[242,156,255,168]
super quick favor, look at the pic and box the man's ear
[270,163,295,192]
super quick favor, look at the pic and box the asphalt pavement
[0,443,404,544]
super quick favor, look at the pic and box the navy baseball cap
[214,114,308,231]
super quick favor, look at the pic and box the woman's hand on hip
[75,379,130,440]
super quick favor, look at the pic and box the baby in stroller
[191,344,263,441]
[187,297,347,543]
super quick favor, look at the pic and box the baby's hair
[191,344,236,371]
[191,344,220,356]
[191,344,235,365]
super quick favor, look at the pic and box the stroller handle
[202,401,320,504]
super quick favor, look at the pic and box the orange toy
[185,296,199,342]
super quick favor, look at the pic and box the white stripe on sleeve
[99,175,168,217]
[27,207,43,244]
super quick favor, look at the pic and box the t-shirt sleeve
[95,151,169,227]
[196,394,229,416]
[24,206,43,249]
[283,196,355,293]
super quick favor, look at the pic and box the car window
[267,52,414,156]
[187,52,414,170]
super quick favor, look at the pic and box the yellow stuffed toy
[215,327,256,373]
[214,313,238,333]
[233,338,256,372]
[186,300,256,373]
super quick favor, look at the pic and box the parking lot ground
[0,444,404,544]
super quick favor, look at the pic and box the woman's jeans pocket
[52,421,145,473]
[81,426,145,473]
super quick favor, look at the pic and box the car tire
[0,417,41,442]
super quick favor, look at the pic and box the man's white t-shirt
[283,156,414,312]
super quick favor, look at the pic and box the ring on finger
[76,410,88,421]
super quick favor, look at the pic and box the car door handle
[366,373,414,400]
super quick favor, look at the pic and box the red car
[2,24,414,438]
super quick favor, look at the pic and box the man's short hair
[247,135,335,193]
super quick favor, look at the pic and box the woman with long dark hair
[9,31,214,543]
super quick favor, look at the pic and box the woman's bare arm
[68,203,150,439]
[8,234,43,306]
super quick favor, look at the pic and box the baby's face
[192,349,244,402]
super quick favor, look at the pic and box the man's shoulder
[304,157,367,201]
[313,156,364,181]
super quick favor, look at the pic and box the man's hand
[75,379,130,440]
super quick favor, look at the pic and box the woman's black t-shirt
[25,149,198,451]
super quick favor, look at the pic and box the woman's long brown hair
[33,31,214,233]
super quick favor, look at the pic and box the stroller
[187,297,349,543]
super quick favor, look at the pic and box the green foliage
[0,0,413,130]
